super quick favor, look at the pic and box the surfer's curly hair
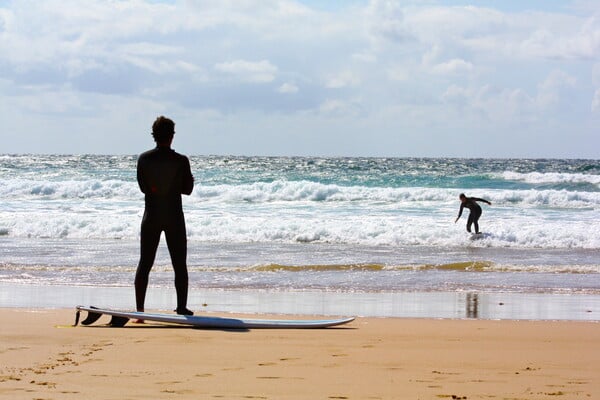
[151,116,175,143]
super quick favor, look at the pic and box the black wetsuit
[457,197,490,234]
[135,146,194,312]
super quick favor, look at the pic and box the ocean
[1,155,599,319]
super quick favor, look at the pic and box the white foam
[0,178,140,200]
[501,171,600,187]
[0,177,598,249]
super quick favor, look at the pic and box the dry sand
[1,308,598,399]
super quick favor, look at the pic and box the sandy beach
[0,309,598,399]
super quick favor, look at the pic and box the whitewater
[1,155,599,305]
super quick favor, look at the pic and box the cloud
[441,83,540,125]
[214,60,278,83]
[431,58,474,75]
[325,71,361,88]
[519,14,600,60]
[593,88,600,112]
[368,3,600,63]
[386,65,412,82]
[0,0,598,157]
[318,98,363,117]
[593,63,600,86]
[278,82,299,93]
[366,0,414,44]
[536,69,577,109]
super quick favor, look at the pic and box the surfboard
[75,306,355,329]
[470,232,485,240]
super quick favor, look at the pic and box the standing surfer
[135,116,194,316]
[455,193,491,234]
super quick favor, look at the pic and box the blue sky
[0,0,599,157]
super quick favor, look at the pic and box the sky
[0,0,599,158]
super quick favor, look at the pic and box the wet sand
[2,283,600,320]
[1,308,598,399]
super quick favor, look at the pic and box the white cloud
[509,13,600,60]
[442,83,539,124]
[318,98,363,117]
[518,20,600,60]
[536,70,577,109]
[278,83,299,93]
[386,65,412,82]
[593,63,600,86]
[592,88,600,112]
[370,4,600,63]
[441,84,471,106]
[12,86,85,115]
[352,52,377,63]
[214,60,278,83]
[431,59,474,75]
[0,0,598,157]
[366,0,412,43]
[325,71,361,88]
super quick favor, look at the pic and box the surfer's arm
[455,205,464,222]
[473,197,492,205]
[181,157,194,195]
[136,159,149,194]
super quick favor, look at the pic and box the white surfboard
[75,306,355,329]
[470,232,485,240]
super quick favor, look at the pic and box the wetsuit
[456,197,490,234]
[135,146,194,312]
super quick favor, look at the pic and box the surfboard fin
[80,307,103,326]
[74,306,129,327]
[109,316,129,327]
[74,309,81,326]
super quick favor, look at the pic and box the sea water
[0,155,599,318]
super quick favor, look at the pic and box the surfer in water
[454,193,492,234]
[135,116,194,316]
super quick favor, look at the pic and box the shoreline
[1,308,598,399]
[2,282,599,321]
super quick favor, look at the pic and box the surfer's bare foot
[175,307,194,316]
[134,309,145,323]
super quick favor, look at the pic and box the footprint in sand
[257,362,277,366]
